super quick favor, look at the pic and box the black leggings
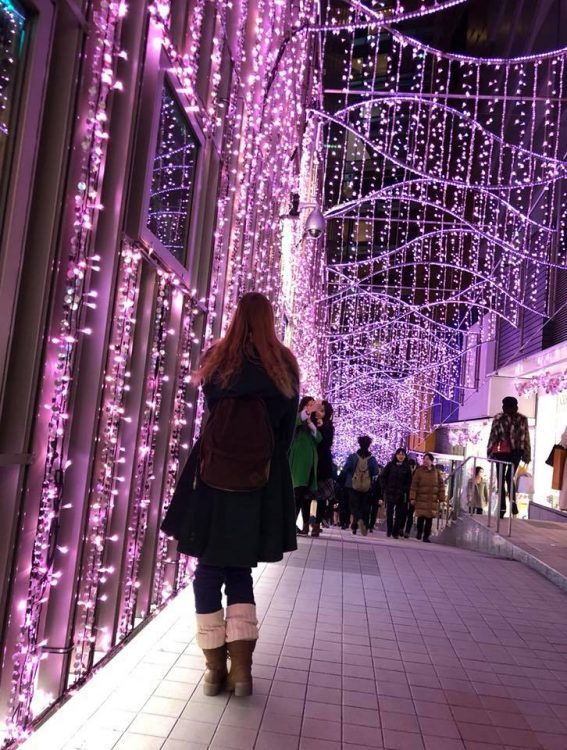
[494,450,522,516]
[295,486,310,526]
[416,516,433,540]
[193,563,255,614]
[386,495,405,536]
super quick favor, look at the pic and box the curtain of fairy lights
[218,0,320,328]
[4,0,326,741]
[196,0,324,422]
[315,0,567,458]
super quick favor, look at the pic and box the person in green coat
[289,397,322,535]
[163,293,299,698]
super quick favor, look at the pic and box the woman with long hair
[162,292,299,697]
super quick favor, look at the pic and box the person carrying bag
[161,293,299,698]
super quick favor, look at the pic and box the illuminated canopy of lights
[315,0,567,457]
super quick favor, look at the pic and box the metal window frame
[0,0,55,411]
[126,18,206,285]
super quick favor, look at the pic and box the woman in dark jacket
[162,293,299,698]
[312,400,335,537]
[381,448,413,539]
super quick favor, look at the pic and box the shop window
[0,1,27,224]
[146,81,199,264]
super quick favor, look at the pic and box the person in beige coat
[409,453,446,542]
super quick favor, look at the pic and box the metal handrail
[440,455,516,537]
[439,456,476,530]
[443,456,476,482]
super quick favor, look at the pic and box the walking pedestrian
[381,448,412,539]
[487,396,531,518]
[289,397,322,534]
[342,436,379,536]
[402,458,418,537]
[410,452,445,543]
[312,400,335,537]
[367,467,383,532]
[161,292,299,697]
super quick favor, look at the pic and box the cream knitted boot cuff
[225,603,259,642]
[196,609,225,649]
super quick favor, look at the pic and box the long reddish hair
[195,292,300,398]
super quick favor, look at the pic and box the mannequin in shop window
[555,427,567,511]
[487,396,531,519]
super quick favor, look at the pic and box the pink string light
[6,2,125,739]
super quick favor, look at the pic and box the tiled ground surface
[476,515,567,582]
[51,525,567,750]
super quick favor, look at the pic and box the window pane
[147,82,198,264]
[0,1,27,221]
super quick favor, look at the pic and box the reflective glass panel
[147,82,199,264]
[0,1,27,222]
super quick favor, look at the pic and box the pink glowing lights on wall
[6,2,126,739]
[3,0,322,742]
[72,245,142,681]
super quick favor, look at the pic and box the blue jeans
[193,563,255,614]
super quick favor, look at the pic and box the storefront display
[533,390,567,508]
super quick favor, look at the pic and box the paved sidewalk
[31,529,567,750]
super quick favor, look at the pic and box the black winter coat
[317,421,334,482]
[161,359,299,567]
[381,459,412,502]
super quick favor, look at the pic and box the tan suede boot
[225,603,258,697]
[226,640,256,696]
[202,645,228,696]
[196,609,226,696]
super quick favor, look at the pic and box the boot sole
[232,681,253,697]
[203,681,224,696]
